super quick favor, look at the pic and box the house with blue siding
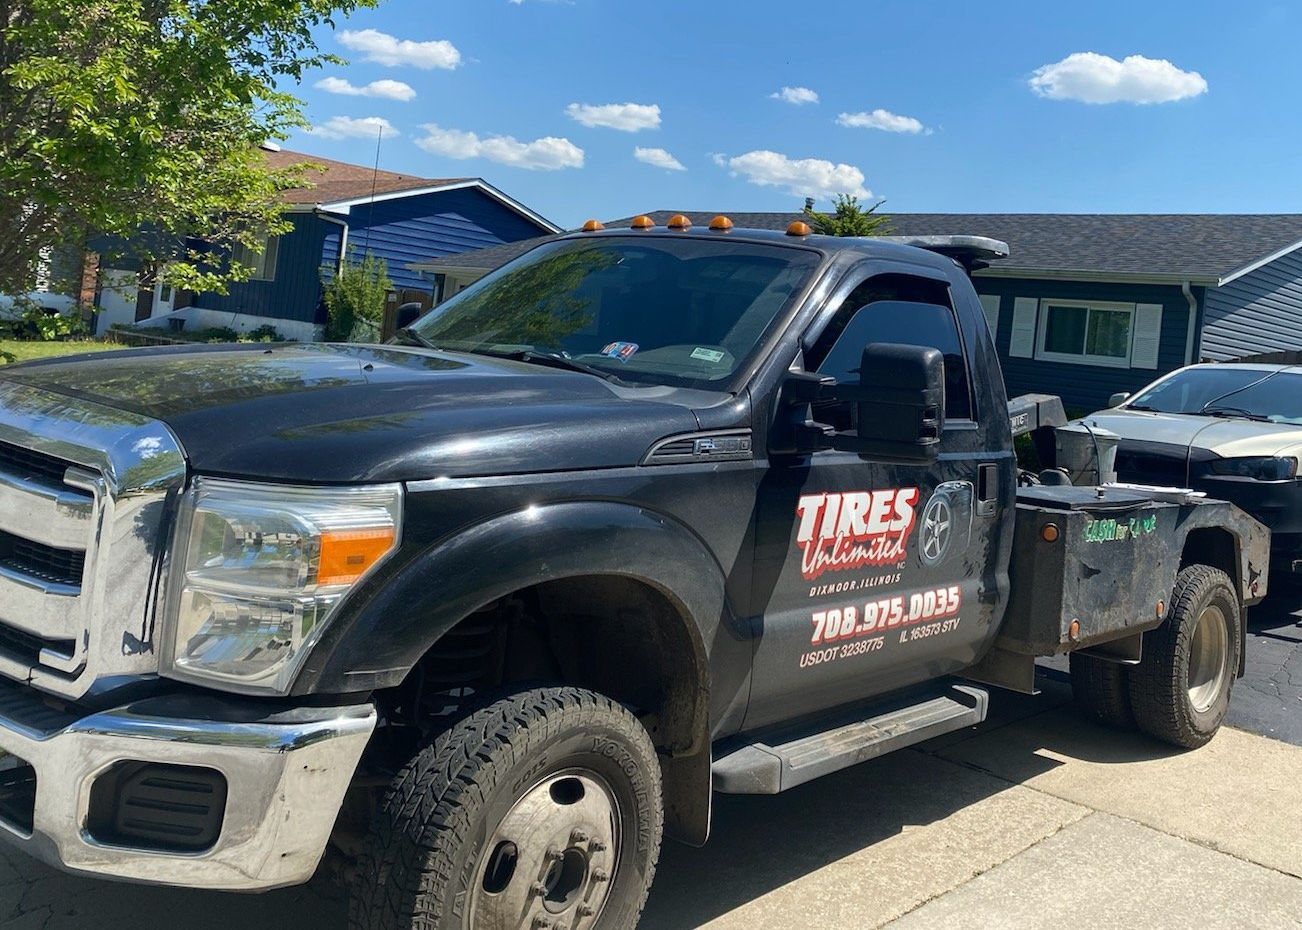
[96,146,560,340]
[413,212,1302,411]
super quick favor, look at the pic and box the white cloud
[717,150,869,199]
[315,76,417,102]
[338,29,461,70]
[416,124,584,170]
[836,108,926,134]
[306,116,399,141]
[634,147,686,171]
[770,86,819,106]
[1029,52,1207,104]
[565,102,661,132]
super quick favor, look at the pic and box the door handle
[977,463,998,517]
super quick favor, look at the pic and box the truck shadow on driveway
[0,674,1233,930]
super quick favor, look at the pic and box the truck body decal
[794,488,920,580]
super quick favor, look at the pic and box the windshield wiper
[393,327,440,349]
[480,349,624,383]
[1200,405,1272,422]
[1126,403,1161,412]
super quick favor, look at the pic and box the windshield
[406,236,821,388]
[1127,367,1302,424]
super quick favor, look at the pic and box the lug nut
[570,829,589,844]
[530,881,548,897]
[544,846,563,862]
[589,840,607,852]
[591,869,610,883]
[577,904,596,917]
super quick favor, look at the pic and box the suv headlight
[161,478,402,695]
[1208,456,1298,481]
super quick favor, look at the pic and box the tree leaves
[803,195,893,238]
[0,0,377,295]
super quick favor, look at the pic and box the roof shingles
[416,212,1302,283]
[264,147,472,207]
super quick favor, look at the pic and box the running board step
[712,684,989,794]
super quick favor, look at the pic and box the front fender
[292,500,752,732]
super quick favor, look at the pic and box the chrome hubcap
[469,771,620,930]
[1188,604,1229,714]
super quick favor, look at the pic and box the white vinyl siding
[978,294,1001,336]
[1009,297,1039,358]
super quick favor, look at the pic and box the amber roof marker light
[667,214,692,230]
[581,219,604,232]
[786,220,812,237]
[709,215,734,231]
[630,215,655,229]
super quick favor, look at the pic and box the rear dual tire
[1071,565,1240,750]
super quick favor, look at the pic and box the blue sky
[289,1,1299,229]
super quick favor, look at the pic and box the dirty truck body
[0,225,1269,929]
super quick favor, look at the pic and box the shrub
[245,324,283,343]
[322,252,392,343]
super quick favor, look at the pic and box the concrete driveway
[1,597,1299,929]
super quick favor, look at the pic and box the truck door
[745,268,1007,730]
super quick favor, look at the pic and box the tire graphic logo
[920,494,953,567]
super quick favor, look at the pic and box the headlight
[1208,456,1298,481]
[161,478,402,695]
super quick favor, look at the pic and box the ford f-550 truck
[0,217,1270,929]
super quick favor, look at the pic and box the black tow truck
[0,218,1269,929]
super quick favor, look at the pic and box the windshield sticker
[600,341,639,362]
[794,489,919,580]
[690,347,726,363]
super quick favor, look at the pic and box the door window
[811,276,973,421]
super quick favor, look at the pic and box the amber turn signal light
[317,527,398,586]
[581,219,604,232]
[1041,523,1060,543]
[630,215,655,229]
[786,220,811,237]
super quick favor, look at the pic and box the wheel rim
[921,497,952,564]
[468,770,621,930]
[1187,604,1230,714]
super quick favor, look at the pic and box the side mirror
[1107,392,1130,408]
[780,342,944,464]
[396,302,424,330]
[851,343,945,463]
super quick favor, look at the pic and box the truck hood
[0,343,704,482]
[1082,408,1302,459]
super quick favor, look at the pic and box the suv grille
[0,531,86,588]
[0,438,77,488]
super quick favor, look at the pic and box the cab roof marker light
[709,215,734,231]
[667,214,692,230]
[786,221,812,237]
[581,219,604,232]
[630,215,655,229]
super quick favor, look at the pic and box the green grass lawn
[0,340,124,365]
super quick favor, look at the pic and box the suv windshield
[1128,367,1302,424]
[406,236,821,388]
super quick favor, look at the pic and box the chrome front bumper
[0,682,375,890]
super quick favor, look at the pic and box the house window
[231,236,280,281]
[1036,300,1134,367]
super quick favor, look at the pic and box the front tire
[349,687,663,930]
[1128,565,1241,749]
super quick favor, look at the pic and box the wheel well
[381,574,707,760]
[1181,528,1240,594]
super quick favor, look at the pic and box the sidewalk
[0,678,1298,929]
[639,678,1302,929]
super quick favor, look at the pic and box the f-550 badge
[794,489,920,580]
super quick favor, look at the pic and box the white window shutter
[978,294,1001,337]
[1009,297,1039,358]
[1131,303,1163,369]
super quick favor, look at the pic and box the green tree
[803,195,893,237]
[0,0,376,297]
[323,252,392,342]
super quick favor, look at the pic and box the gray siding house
[411,212,1302,410]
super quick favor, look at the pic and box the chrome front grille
[0,379,185,698]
